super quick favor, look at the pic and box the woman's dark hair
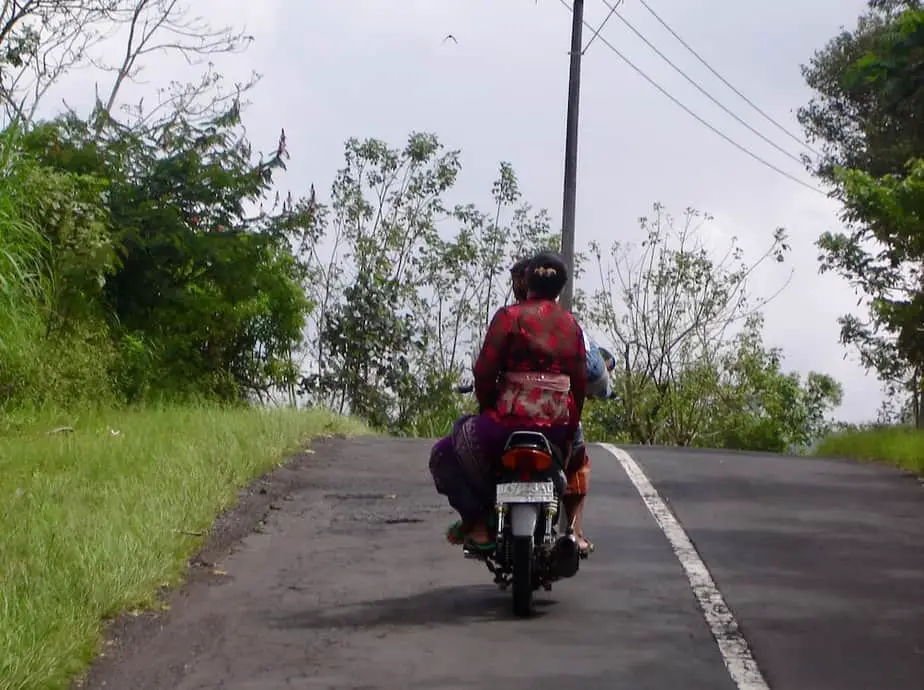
[526,251,568,300]
[510,257,530,301]
[510,257,530,277]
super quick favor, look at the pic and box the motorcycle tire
[511,535,533,617]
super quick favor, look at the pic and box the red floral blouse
[473,298,587,436]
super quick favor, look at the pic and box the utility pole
[559,0,584,312]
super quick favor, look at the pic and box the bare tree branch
[0,0,255,130]
[0,0,120,127]
[92,0,254,130]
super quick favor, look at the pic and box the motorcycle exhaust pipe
[551,534,581,578]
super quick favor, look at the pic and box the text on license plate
[495,481,555,503]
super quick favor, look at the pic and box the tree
[0,1,117,125]
[20,105,317,402]
[586,203,794,445]
[0,0,255,130]
[836,159,924,425]
[299,133,461,427]
[583,203,842,450]
[799,0,922,182]
[298,133,562,433]
[90,0,256,131]
[799,2,923,425]
[708,315,844,452]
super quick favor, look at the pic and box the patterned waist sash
[496,371,572,423]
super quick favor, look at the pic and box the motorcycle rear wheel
[511,535,533,617]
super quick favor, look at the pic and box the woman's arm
[473,307,513,412]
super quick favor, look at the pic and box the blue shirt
[582,330,611,399]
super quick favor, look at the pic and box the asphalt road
[82,437,924,690]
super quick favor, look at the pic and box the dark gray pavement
[621,445,924,690]
[82,438,923,690]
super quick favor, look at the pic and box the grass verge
[0,403,368,690]
[813,426,924,474]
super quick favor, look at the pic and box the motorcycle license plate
[496,481,555,503]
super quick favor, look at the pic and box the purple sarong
[428,412,570,523]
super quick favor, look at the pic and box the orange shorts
[565,445,590,496]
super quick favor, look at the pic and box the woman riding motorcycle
[508,253,603,553]
[428,252,588,552]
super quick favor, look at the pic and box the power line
[582,0,622,53]
[557,0,824,196]
[637,0,820,157]
[601,0,803,167]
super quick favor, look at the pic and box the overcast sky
[43,0,884,422]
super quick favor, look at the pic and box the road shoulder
[75,435,354,689]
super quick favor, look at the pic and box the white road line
[597,443,771,690]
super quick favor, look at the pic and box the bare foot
[575,534,594,553]
[467,526,491,544]
[466,522,492,545]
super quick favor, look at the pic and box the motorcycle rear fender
[509,503,540,537]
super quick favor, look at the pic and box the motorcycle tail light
[501,447,553,472]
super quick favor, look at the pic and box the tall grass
[0,403,368,690]
[0,129,116,411]
[0,156,52,406]
[814,426,924,474]
[406,394,475,438]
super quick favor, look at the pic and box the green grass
[0,162,51,405]
[813,426,924,474]
[0,403,368,690]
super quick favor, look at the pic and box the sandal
[463,536,496,553]
[449,512,497,550]
[463,519,496,552]
[578,537,595,558]
[446,520,466,545]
